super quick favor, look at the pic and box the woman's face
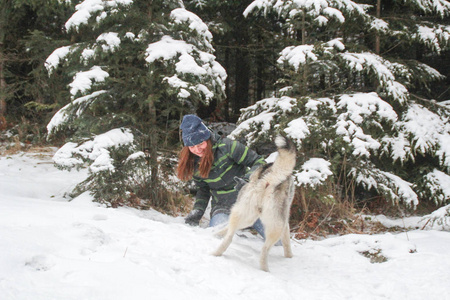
[188,140,208,157]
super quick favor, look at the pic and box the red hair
[177,139,213,180]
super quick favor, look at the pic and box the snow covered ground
[1,150,450,300]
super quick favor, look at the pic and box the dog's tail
[260,135,296,186]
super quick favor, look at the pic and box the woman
[177,114,266,235]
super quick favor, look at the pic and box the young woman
[177,114,266,234]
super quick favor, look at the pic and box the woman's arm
[192,177,211,213]
[228,139,266,178]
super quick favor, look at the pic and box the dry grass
[0,138,56,159]
[0,136,24,156]
[288,187,404,239]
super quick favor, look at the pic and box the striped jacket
[192,132,266,217]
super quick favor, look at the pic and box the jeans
[209,213,266,239]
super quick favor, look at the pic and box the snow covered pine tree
[233,0,450,217]
[45,0,226,207]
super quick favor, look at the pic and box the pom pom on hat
[180,115,211,146]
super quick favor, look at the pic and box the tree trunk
[0,41,6,121]
[300,188,308,215]
[224,47,230,120]
[148,95,158,186]
[256,32,265,103]
[233,47,250,117]
[375,0,381,54]
[146,0,159,190]
[0,0,12,126]
[302,10,306,45]
[256,54,264,104]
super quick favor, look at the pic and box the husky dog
[212,135,296,272]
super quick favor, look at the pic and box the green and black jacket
[192,132,266,217]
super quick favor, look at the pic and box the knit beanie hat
[180,114,211,146]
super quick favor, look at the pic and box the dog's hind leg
[281,224,293,258]
[211,213,241,256]
[259,228,282,272]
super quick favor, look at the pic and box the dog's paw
[260,264,270,272]
[283,244,293,258]
[211,249,223,257]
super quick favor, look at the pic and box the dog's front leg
[214,225,228,238]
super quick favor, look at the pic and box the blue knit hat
[180,115,211,146]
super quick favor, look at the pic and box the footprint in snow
[93,214,108,221]
[25,255,55,271]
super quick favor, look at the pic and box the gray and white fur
[212,135,296,272]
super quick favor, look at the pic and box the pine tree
[46,0,226,208]
[232,0,450,212]
[186,0,283,120]
[0,0,71,134]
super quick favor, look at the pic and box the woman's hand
[184,209,204,226]
[233,176,248,192]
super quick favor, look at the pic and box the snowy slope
[1,151,450,300]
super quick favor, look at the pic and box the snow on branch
[277,45,318,71]
[381,133,414,165]
[335,93,397,158]
[437,135,450,171]
[170,8,214,50]
[421,204,450,231]
[230,96,297,145]
[234,92,398,159]
[421,169,450,205]
[45,46,75,75]
[335,120,380,157]
[80,31,123,63]
[339,52,409,104]
[352,165,419,207]
[238,96,296,121]
[47,90,107,137]
[145,35,226,103]
[145,36,194,63]
[410,0,450,18]
[145,36,225,79]
[277,38,343,67]
[244,0,368,25]
[295,158,333,187]
[412,62,446,82]
[96,32,121,52]
[401,103,450,163]
[230,112,276,146]
[53,128,135,173]
[337,93,398,124]
[65,0,133,31]
[284,118,310,145]
[370,18,389,33]
[277,41,412,104]
[243,0,273,17]
[414,24,450,53]
[69,66,109,98]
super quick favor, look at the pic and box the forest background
[1,0,449,235]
